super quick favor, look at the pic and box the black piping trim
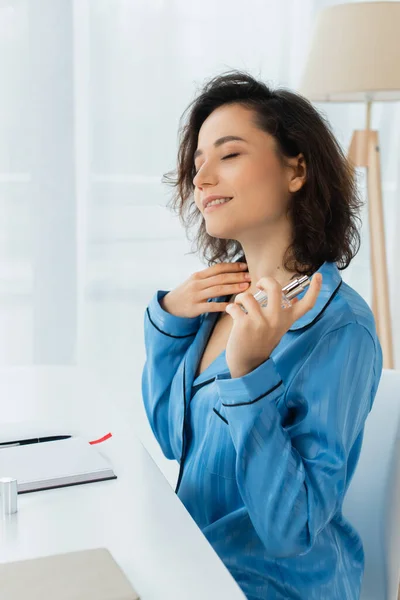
[289,280,343,333]
[146,308,197,339]
[191,376,217,400]
[213,408,228,424]
[175,360,187,494]
[222,379,283,407]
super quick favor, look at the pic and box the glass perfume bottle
[239,275,311,314]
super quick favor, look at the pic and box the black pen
[0,435,72,448]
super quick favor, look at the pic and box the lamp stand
[348,102,394,369]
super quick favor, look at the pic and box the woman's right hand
[160,262,251,318]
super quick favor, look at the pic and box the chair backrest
[342,369,400,600]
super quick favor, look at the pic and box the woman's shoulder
[287,277,383,387]
[319,277,380,352]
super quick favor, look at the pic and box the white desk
[0,367,246,600]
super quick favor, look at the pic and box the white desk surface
[0,366,246,600]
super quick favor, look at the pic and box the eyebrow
[193,136,248,161]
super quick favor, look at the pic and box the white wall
[0,0,399,486]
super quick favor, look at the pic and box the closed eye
[194,153,240,174]
[222,153,240,161]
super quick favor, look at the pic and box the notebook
[0,437,116,493]
[0,547,140,600]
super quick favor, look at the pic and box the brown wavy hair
[162,70,363,276]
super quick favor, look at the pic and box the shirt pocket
[200,399,237,480]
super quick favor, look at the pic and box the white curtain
[1,0,399,481]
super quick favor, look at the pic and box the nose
[193,161,218,189]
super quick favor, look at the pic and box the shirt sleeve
[142,290,202,459]
[214,322,382,558]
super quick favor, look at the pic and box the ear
[286,153,307,193]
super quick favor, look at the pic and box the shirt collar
[288,261,342,331]
[211,260,342,332]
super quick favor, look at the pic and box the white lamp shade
[299,2,400,102]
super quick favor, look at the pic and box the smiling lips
[202,194,233,208]
[204,198,233,212]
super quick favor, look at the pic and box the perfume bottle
[239,275,311,314]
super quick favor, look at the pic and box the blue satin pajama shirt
[141,260,383,600]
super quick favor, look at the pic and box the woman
[141,71,383,600]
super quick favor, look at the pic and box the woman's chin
[205,225,233,239]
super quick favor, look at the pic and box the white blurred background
[0,0,399,484]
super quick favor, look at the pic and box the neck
[237,218,302,297]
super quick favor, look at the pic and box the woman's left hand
[225,273,323,379]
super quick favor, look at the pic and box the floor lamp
[299,1,400,370]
